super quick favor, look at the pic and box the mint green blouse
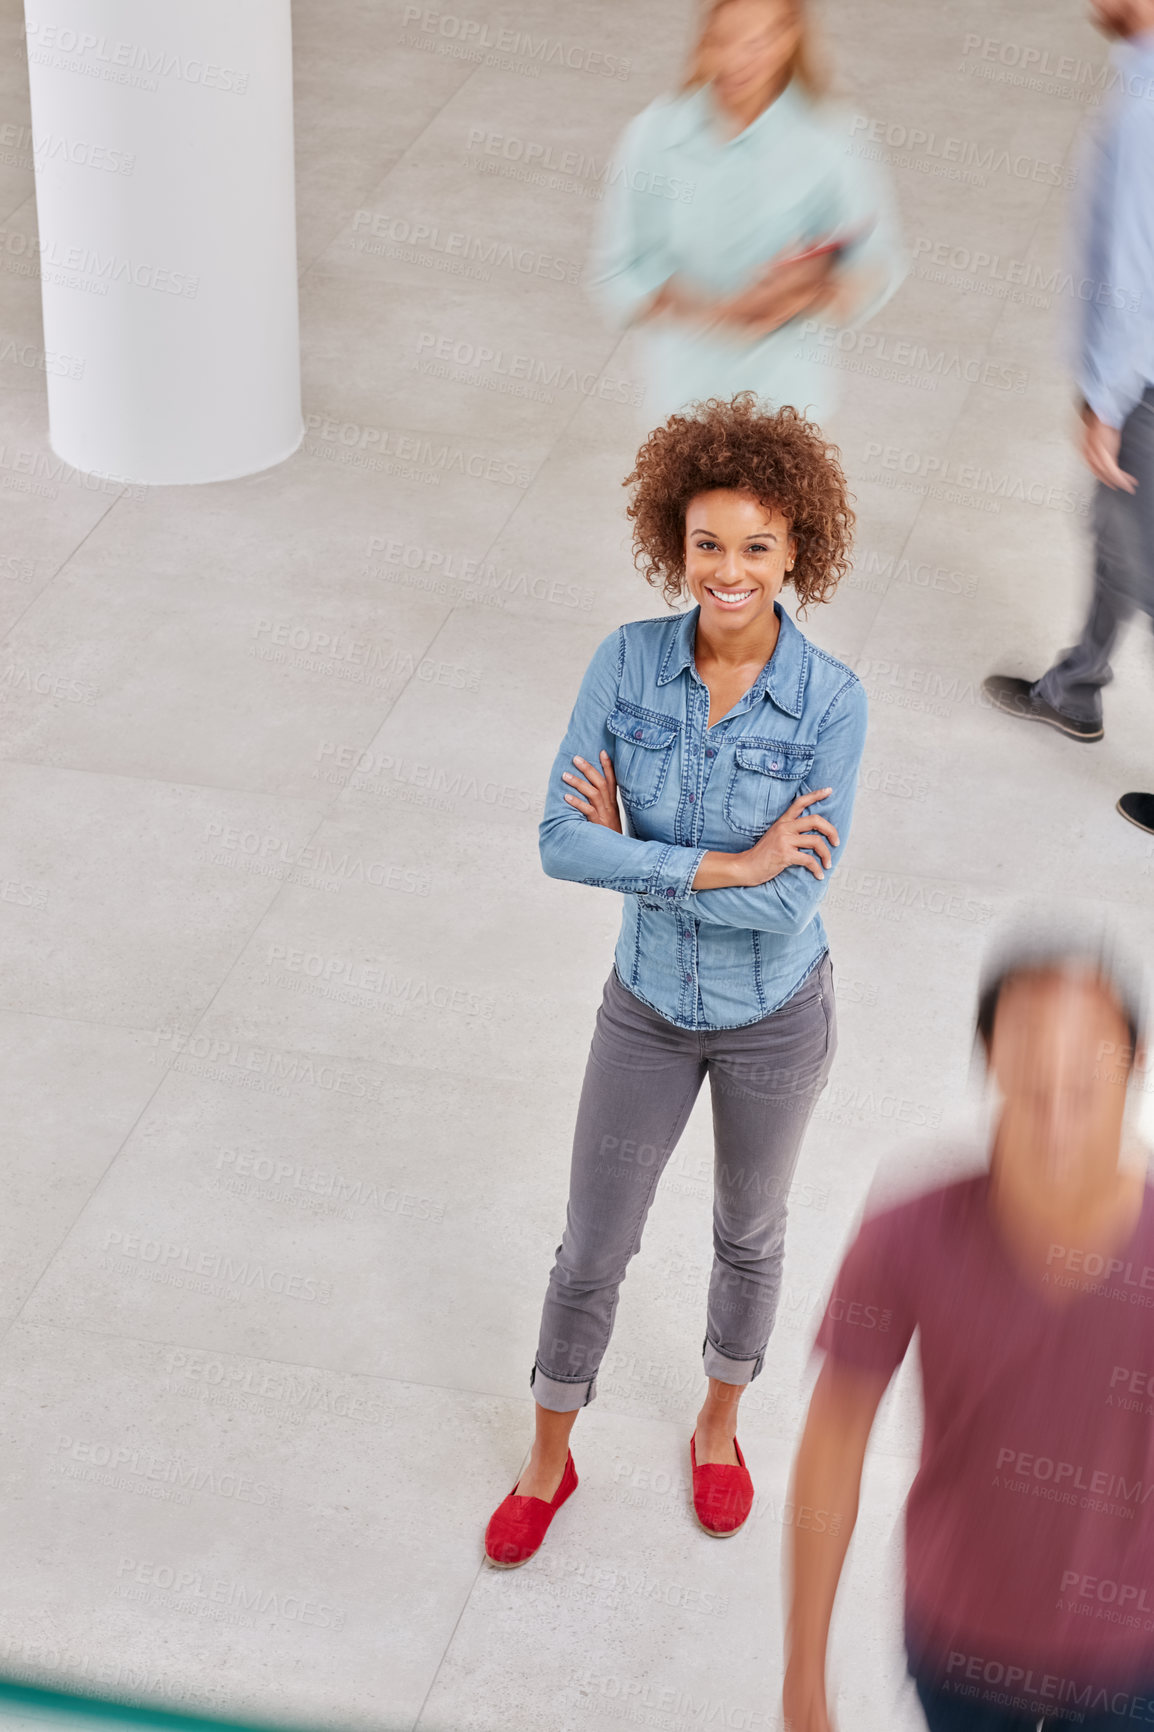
[589,79,906,423]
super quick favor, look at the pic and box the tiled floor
[1,3,1153,1731]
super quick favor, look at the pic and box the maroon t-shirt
[816,1173,1154,1702]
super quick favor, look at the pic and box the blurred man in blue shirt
[984,0,1154,835]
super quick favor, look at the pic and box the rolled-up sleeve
[1079,95,1154,430]
[587,106,678,330]
[679,675,867,934]
[539,629,708,898]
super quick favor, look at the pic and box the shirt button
[687,793,695,802]
[665,887,676,898]
[634,729,643,740]
[684,973,692,983]
[706,748,716,758]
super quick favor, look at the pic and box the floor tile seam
[0,189,31,227]
[321,336,606,812]
[4,1039,221,1345]
[296,54,486,286]
[1,1321,541,1398]
[0,1003,591,1086]
[0,492,125,647]
[411,1559,488,1732]
[0,758,339,803]
[0,626,458,1323]
[0,1312,918,1455]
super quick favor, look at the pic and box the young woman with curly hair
[484,395,866,1568]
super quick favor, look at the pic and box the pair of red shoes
[483,1434,753,1567]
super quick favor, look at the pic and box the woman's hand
[711,250,839,338]
[690,788,839,891]
[738,788,839,886]
[562,752,623,832]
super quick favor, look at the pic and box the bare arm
[783,1359,891,1732]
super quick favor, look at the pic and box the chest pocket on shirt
[725,743,816,838]
[606,705,678,810]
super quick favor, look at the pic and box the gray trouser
[1033,385,1154,725]
[531,953,836,1412]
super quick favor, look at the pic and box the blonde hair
[682,0,829,98]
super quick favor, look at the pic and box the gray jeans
[531,953,836,1412]
[1033,385,1154,725]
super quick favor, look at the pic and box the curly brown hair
[623,393,855,613]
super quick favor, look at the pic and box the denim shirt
[539,603,867,1030]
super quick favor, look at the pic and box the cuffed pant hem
[702,1338,763,1385]
[530,1363,597,1412]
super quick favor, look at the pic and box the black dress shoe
[982,674,1103,741]
[1118,792,1154,834]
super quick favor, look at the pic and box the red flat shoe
[484,1452,578,1568]
[690,1433,753,1536]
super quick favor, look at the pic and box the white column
[23,1,302,485]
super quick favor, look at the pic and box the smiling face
[683,489,796,629]
[703,0,802,109]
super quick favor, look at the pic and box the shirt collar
[665,77,804,150]
[657,602,809,718]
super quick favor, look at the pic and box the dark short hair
[975,928,1145,1062]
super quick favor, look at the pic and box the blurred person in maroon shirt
[783,933,1153,1730]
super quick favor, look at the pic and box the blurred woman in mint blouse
[590,0,906,423]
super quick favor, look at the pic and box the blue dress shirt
[1080,32,1154,427]
[539,604,867,1030]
